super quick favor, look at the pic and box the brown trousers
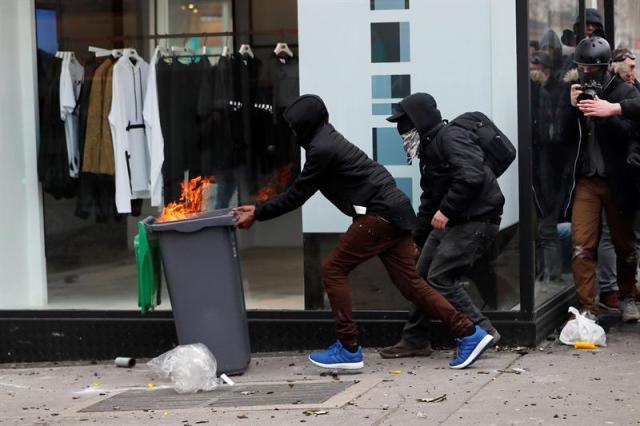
[321,214,474,347]
[571,177,637,313]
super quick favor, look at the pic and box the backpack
[433,111,516,178]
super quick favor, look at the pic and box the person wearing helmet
[561,35,640,322]
[233,94,494,370]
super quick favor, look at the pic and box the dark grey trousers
[402,221,499,348]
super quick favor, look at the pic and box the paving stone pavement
[1,323,639,425]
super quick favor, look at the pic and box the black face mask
[578,66,607,86]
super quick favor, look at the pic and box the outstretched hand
[232,205,257,229]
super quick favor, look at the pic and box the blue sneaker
[308,341,364,370]
[449,325,494,369]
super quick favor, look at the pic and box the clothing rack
[60,28,298,45]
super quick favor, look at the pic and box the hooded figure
[387,93,505,248]
[255,94,417,230]
[379,93,504,359]
[234,94,494,371]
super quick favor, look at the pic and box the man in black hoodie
[381,93,505,358]
[234,94,494,370]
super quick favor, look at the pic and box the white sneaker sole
[449,334,494,370]
[308,356,364,370]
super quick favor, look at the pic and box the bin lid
[146,208,237,234]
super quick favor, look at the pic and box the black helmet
[574,35,611,66]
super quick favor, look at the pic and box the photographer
[560,35,640,321]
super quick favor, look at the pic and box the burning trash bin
[142,177,251,375]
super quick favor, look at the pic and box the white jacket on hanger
[109,55,150,214]
[59,53,84,178]
[143,47,165,208]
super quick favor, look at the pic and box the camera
[577,81,602,102]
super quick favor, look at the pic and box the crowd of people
[530,9,640,322]
[227,8,640,372]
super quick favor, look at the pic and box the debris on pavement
[498,368,526,374]
[416,394,447,403]
[240,391,255,396]
[303,409,328,416]
[388,370,401,375]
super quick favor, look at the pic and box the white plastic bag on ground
[147,343,220,393]
[559,307,607,347]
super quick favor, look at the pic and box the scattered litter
[147,344,220,394]
[477,371,490,375]
[146,383,155,389]
[90,381,100,388]
[237,414,248,419]
[498,369,523,375]
[389,370,401,375]
[514,347,529,355]
[303,409,328,416]
[220,374,234,386]
[416,394,447,403]
[512,368,527,374]
[163,411,169,416]
[417,411,427,418]
[288,383,295,389]
[559,307,607,347]
[240,391,255,396]
[320,371,339,379]
[114,357,136,368]
[574,341,597,349]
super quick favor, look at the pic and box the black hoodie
[254,95,417,232]
[397,93,505,247]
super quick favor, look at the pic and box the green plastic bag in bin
[134,219,162,314]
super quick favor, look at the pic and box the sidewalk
[1,323,638,426]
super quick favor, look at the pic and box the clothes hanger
[238,44,254,58]
[273,42,294,58]
[221,45,232,57]
[89,46,123,58]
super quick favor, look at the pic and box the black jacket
[255,95,417,232]
[559,73,640,216]
[397,94,505,247]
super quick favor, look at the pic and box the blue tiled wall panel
[370,0,410,10]
[372,128,406,165]
[372,75,411,99]
[372,103,394,115]
[371,22,410,63]
[395,177,412,201]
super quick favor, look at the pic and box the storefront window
[529,0,579,308]
[33,0,303,311]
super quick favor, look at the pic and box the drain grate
[79,388,214,412]
[209,382,351,407]
[79,381,352,412]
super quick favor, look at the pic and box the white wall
[0,0,47,307]
[298,0,519,232]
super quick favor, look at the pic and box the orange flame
[159,176,215,222]
[252,164,294,202]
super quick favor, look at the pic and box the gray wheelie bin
[145,208,250,375]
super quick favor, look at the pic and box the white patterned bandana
[401,128,421,164]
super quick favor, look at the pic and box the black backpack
[433,111,516,178]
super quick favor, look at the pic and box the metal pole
[516,0,535,317]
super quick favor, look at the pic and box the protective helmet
[574,35,611,66]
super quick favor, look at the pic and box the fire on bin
[159,176,215,222]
